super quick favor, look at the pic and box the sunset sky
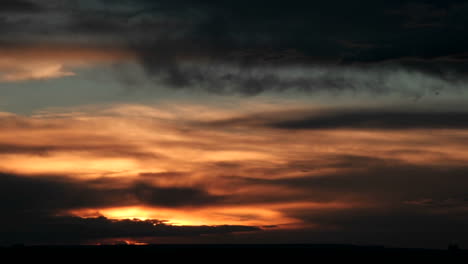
[1,0,468,248]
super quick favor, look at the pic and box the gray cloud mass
[1,0,468,96]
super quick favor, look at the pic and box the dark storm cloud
[2,0,468,94]
[121,0,468,92]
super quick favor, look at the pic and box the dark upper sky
[2,0,468,95]
[1,0,468,248]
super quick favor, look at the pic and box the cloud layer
[0,103,468,247]
[0,0,467,98]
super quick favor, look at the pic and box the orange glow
[0,46,134,82]
[69,200,367,228]
[93,239,149,246]
[70,206,296,226]
[2,102,468,229]
[1,154,140,178]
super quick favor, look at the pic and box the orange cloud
[1,102,468,228]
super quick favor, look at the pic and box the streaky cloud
[271,111,468,130]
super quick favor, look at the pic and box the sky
[1,0,468,248]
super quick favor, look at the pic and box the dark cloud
[271,110,468,130]
[217,157,468,248]
[222,158,468,248]
[0,0,42,13]
[0,173,130,213]
[134,183,224,207]
[202,108,468,130]
[274,208,468,248]
[0,173,223,214]
[125,0,468,93]
[226,158,468,203]
[2,155,468,246]
[1,0,468,95]
[0,173,258,245]
[0,215,260,245]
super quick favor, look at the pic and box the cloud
[120,61,465,97]
[122,1,468,95]
[241,161,468,203]
[0,46,133,82]
[0,0,467,95]
[0,173,224,214]
[134,183,224,207]
[217,153,468,212]
[0,0,41,13]
[111,0,468,95]
[0,215,260,245]
[202,107,468,130]
[0,142,162,160]
[0,173,130,213]
[0,104,468,246]
[0,63,75,82]
[272,207,468,248]
[1,0,468,248]
[271,110,468,130]
[221,160,468,248]
[201,156,468,248]
[0,172,261,245]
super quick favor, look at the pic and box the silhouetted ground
[1,244,467,259]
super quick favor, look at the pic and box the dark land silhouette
[2,244,467,256]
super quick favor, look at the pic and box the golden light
[0,154,140,178]
[69,205,301,227]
